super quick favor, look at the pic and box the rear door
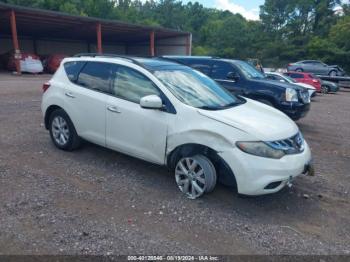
[63,61,112,146]
[106,65,169,164]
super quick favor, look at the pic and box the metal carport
[0,2,192,74]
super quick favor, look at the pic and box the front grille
[299,89,310,103]
[266,132,305,154]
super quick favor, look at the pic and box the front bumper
[278,102,310,120]
[218,141,312,196]
[329,85,339,92]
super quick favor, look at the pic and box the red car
[44,54,67,73]
[285,72,322,92]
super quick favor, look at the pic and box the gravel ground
[0,73,349,255]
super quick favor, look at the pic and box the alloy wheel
[175,157,207,199]
[51,116,70,146]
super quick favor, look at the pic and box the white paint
[42,56,312,197]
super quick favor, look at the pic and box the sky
[182,0,349,21]
[182,0,265,20]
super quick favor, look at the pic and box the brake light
[43,82,50,93]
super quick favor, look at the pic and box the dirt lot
[0,73,349,255]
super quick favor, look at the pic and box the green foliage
[2,0,350,72]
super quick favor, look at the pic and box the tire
[321,85,329,94]
[257,99,273,107]
[175,155,217,199]
[49,109,81,151]
[329,70,337,77]
[295,68,303,72]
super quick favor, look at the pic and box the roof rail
[161,55,221,59]
[73,53,145,67]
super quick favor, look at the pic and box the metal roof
[0,2,189,43]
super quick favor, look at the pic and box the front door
[106,65,168,164]
[210,61,244,95]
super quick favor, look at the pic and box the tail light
[42,82,50,93]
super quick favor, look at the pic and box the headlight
[285,88,298,102]
[236,141,285,159]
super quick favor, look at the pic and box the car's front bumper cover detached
[219,136,312,196]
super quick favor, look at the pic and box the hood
[197,99,298,141]
[322,80,337,87]
[329,65,343,71]
[252,78,306,91]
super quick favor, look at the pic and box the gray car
[287,60,345,76]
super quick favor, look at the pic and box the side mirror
[227,72,240,81]
[279,79,286,83]
[140,95,163,109]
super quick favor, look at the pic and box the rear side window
[187,59,212,75]
[77,62,113,94]
[64,61,85,82]
[211,61,235,80]
[112,66,160,103]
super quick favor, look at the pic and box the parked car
[321,80,339,94]
[285,72,322,93]
[42,54,68,73]
[3,51,43,73]
[265,72,317,98]
[163,56,310,121]
[42,55,313,199]
[287,60,345,76]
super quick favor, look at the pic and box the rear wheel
[175,155,217,199]
[49,109,81,151]
[329,70,337,77]
[295,68,303,72]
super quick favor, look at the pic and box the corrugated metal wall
[0,35,188,56]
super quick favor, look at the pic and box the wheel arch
[44,105,63,129]
[167,143,237,188]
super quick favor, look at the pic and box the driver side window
[211,61,236,80]
[112,66,160,103]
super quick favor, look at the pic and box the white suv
[42,54,313,199]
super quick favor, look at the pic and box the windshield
[234,61,265,79]
[154,68,242,110]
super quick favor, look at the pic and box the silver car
[287,60,345,76]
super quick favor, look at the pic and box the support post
[150,31,155,57]
[10,10,21,74]
[186,34,192,56]
[96,23,102,54]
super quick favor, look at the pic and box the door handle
[65,92,75,98]
[107,106,121,113]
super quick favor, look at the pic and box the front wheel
[321,85,329,94]
[49,109,81,151]
[175,155,217,199]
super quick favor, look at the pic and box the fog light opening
[264,181,282,190]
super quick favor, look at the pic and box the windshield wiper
[197,106,219,110]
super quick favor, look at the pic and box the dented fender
[166,129,234,157]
